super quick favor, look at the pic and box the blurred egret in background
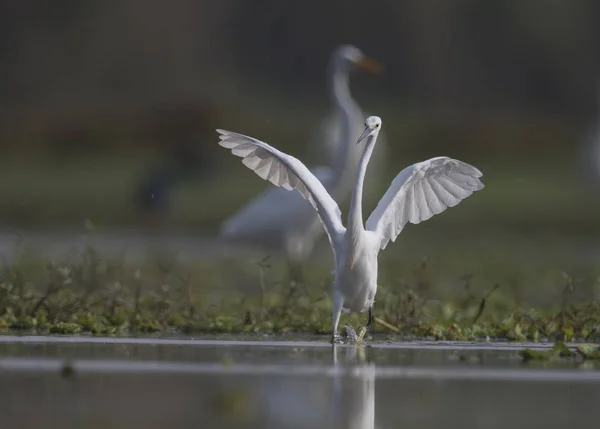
[217,116,484,342]
[580,80,600,186]
[220,45,384,281]
[309,47,389,198]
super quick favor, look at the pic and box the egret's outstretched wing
[366,157,484,250]
[217,129,346,244]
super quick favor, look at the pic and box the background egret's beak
[354,56,384,75]
[357,126,370,144]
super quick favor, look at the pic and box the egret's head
[357,116,382,144]
[333,45,383,75]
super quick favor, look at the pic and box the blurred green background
[1,0,600,293]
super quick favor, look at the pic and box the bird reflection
[254,345,376,429]
[331,345,376,429]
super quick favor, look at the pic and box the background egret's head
[357,116,382,144]
[333,45,383,75]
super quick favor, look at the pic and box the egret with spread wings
[217,116,484,343]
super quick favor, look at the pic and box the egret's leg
[367,307,374,330]
[331,291,344,344]
[365,306,375,340]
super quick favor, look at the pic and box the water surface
[0,336,598,428]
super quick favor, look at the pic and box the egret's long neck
[347,134,377,238]
[329,66,362,188]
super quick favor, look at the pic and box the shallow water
[0,336,599,428]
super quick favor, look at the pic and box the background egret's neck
[347,134,377,236]
[329,66,362,190]
[330,68,352,106]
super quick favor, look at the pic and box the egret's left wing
[365,157,484,250]
[217,129,346,246]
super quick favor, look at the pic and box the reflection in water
[255,345,376,429]
[332,345,375,429]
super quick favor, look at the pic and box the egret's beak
[357,126,370,145]
[354,56,384,75]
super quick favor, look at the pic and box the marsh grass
[1,243,600,343]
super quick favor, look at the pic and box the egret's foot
[331,331,343,344]
[345,325,358,343]
[356,326,367,344]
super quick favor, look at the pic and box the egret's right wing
[217,129,346,243]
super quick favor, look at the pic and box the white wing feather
[365,156,484,250]
[217,129,346,244]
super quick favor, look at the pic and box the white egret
[219,45,383,280]
[217,116,484,343]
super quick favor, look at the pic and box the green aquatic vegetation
[576,344,600,360]
[0,246,599,343]
[519,342,600,362]
[50,322,82,334]
[519,342,574,362]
